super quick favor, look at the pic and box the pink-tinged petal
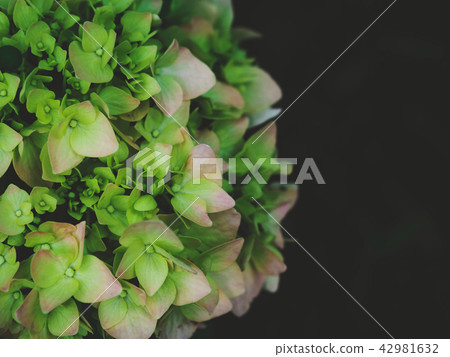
[210,288,233,319]
[0,261,19,292]
[240,67,282,115]
[264,275,280,293]
[196,130,221,154]
[184,144,222,186]
[153,75,183,117]
[170,263,211,306]
[119,220,183,252]
[247,122,277,158]
[199,238,244,272]
[208,209,241,241]
[39,277,79,313]
[31,249,66,289]
[181,179,235,213]
[13,138,50,188]
[51,235,80,265]
[171,193,212,227]
[48,120,83,174]
[182,17,214,37]
[25,231,55,246]
[135,253,168,296]
[116,241,146,279]
[249,107,282,127]
[156,309,198,339]
[196,282,219,314]
[106,301,156,339]
[0,123,22,152]
[73,255,122,303]
[99,296,127,330]
[15,289,46,332]
[160,47,216,100]
[209,263,245,299]
[71,221,86,270]
[180,303,210,323]
[48,299,79,337]
[231,267,266,317]
[274,228,284,249]
[268,186,299,221]
[203,82,245,109]
[180,282,220,322]
[70,112,119,158]
[122,281,147,307]
[252,241,287,276]
[145,278,176,319]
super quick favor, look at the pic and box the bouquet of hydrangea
[0,0,297,339]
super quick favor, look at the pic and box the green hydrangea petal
[48,298,79,337]
[70,112,118,158]
[73,255,122,303]
[39,277,79,313]
[99,296,127,330]
[170,263,211,306]
[30,249,66,289]
[135,253,168,296]
[145,278,176,319]
[106,299,156,339]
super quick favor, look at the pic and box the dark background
[199,0,450,338]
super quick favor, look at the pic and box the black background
[198,0,450,338]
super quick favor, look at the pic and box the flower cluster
[0,0,297,338]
